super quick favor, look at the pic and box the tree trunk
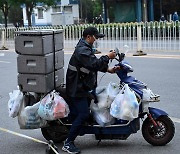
[1,2,9,28]
[25,2,34,27]
[4,14,8,28]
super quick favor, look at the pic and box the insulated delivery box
[15,29,64,94]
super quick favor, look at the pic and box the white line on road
[0,60,11,63]
[0,53,5,56]
[170,117,180,124]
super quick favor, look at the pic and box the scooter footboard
[148,107,168,119]
[79,118,140,136]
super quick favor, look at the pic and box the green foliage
[9,4,23,27]
[92,0,102,17]
[0,10,4,23]
[79,0,93,23]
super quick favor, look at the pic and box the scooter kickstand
[45,140,59,154]
[97,140,101,146]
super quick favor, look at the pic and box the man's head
[83,27,105,45]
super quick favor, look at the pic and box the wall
[22,3,79,26]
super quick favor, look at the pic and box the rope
[0,127,59,154]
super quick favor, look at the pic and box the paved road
[0,50,180,154]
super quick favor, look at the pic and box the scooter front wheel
[41,121,68,143]
[142,115,175,146]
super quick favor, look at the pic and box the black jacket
[66,38,109,97]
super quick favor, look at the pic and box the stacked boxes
[15,30,64,94]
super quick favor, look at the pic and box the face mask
[92,48,97,54]
[93,40,98,48]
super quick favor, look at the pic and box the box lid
[15,29,63,36]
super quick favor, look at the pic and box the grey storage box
[17,50,64,74]
[15,30,64,55]
[18,68,64,93]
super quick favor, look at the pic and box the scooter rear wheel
[142,115,175,146]
[41,122,68,143]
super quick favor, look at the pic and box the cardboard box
[17,50,64,74]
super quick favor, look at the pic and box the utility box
[15,30,64,55]
[15,29,64,94]
[17,50,64,74]
[18,68,64,93]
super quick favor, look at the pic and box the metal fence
[0,21,180,52]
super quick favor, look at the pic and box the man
[160,14,166,22]
[62,27,119,154]
[172,12,179,21]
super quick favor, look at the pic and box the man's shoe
[62,141,81,154]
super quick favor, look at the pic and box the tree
[0,0,12,27]
[15,0,61,26]
[9,4,23,27]
[154,0,180,21]
[92,0,102,18]
[79,0,102,23]
[162,0,180,14]
[79,0,93,23]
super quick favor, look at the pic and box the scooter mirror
[123,45,129,55]
[114,48,120,55]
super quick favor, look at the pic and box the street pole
[0,30,9,50]
[102,0,107,24]
[133,0,147,56]
[133,24,146,56]
[143,0,148,22]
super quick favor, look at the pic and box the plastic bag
[8,89,23,118]
[90,102,115,127]
[142,88,155,102]
[106,82,120,99]
[97,93,112,109]
[18,101,47,129]
[97,82,120,109]
[38,91,70,121]
[110,84,139,121]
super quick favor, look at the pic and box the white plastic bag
[142,88,155,102]
[106,82,120,99]
[38,91,70,121]
[90,102,115,127]
[110,84,139,121]
[8,89,23,118]
[97,93,112,109]
[18,101,47,129]
[97,82,120,109]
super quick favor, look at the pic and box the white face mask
[93,40,99,48]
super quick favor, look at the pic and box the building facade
[22,0,79,26]
[102,0,180,23]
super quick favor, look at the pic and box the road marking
[0,60,11,63]
[170,117,180,123]
[0,53,5,56]
[134,54,180,60]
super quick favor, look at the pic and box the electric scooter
[41,48,175,146]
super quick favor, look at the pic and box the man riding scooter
[63,27,120,154]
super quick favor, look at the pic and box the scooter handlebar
[109,48,125,62]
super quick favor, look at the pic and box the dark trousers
[67,97,90,142]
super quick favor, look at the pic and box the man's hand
[107,51,116,59]
[107,66,121,73]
